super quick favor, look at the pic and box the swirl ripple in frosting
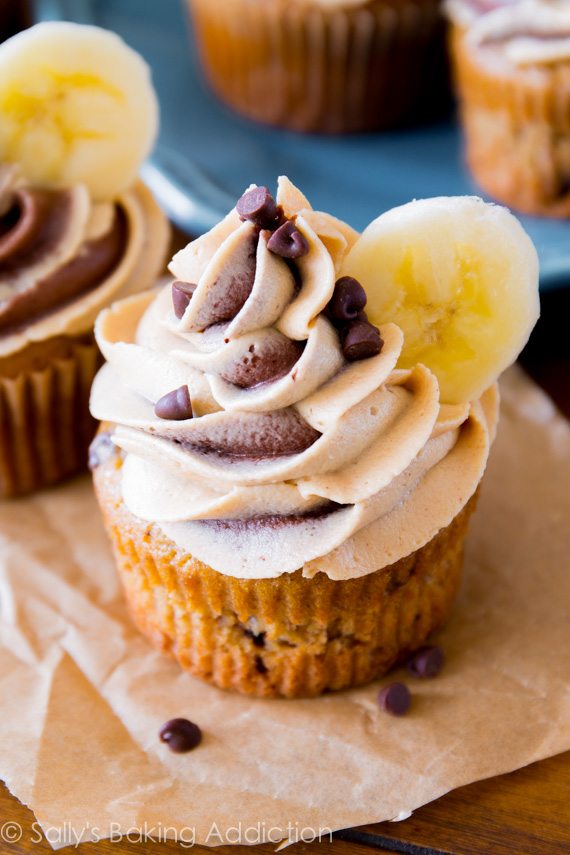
[91,177,498,581]
[0,164,170,358]
[468,0,570,66]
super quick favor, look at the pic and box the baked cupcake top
[91,178,539,580]
[0,22,169,358]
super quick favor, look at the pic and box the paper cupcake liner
[93,443,476,698]
[0,334,102,499]
[187,0,449,133]
[452,36,570,216]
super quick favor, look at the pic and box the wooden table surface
[1,287,569,853]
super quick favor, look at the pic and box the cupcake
[0,22,169,498]
[187,0,451,133]
[450,0,570,216]
[90,178,539,698]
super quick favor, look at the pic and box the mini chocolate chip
[255,655,268,674]
[342,319,383,361]
[267,221,309,259]
[154,385,193,420]
[407,645,445,678]
[377,682,411,716]
[236,186,280,230]
[326,276,367,325]
[244,628,266,648]
[88,432,115,470]
[172,280,197,319]
[159,718,202,753]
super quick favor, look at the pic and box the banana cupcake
[451,0,570,216]
[90,178,539,698]
[187,0,451,133]
[0,22,169,498]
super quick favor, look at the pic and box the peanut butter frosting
[445,0,518,28]
[91,178,498,581]
[0,164,169,358]
[467,1,570,65]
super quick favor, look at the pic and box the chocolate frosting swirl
[0,165,170,357]
[91,177,498,580]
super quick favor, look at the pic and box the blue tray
[38,0,570,290]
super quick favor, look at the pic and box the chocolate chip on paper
[377,682,412,717]
[159,718,202,753]
[407,646,446,678]
[154,385,193,421]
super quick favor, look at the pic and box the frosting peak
[91,178,497,580]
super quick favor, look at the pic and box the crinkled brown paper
[0,367,569,850]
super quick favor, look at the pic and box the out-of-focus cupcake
[0,22,169,498]
[90,178,539,698]
[187,0,451,133]
[452,0,570,217]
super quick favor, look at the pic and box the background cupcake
[451,1,570,217]
[187,0,451,133]
[0,22,170,498]
[90,178,539,698]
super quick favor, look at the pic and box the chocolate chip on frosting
[236,186,281,230]
[172,280,197,319]
[326,276,367,325]
[88,432,115,470]
[154,385,193,420]
[407,645,445,678]
[342,318,383,362]
[159,718,202,753]
[377,682,411,716]
[267,221,309,259]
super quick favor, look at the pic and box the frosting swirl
[445,0,518,28]
[91,177,497,580]
[0,164,170,357]
[466,1,570,65]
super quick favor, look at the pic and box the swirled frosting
[445,0,518,28]
[0,164,170,357]
[91,177,498,581]
[467,1,570,65]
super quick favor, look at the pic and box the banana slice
[342,197,539,404]
[0,22,158,201]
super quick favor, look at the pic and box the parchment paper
[0,366,569,850]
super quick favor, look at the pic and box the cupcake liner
[187,0,449,133]
[94,443,477,698]
[0,334,102,499]
[452,35,570,216]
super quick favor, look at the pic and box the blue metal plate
[38,0,570,289]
